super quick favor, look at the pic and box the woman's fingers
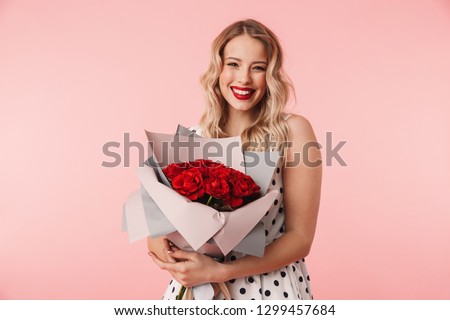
[148,252,185,285]
[169,249,197,261]
[149,250,219,287]
[149,252,172,270]
[163,238,179,251]
[163,238,172,252]
[162,239,177,263]
[149,252,188,273]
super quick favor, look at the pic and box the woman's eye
[254,66,266,71]
[227,62,239,67]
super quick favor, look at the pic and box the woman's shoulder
[282,113,313,130]
[282,113,317,143]
[281,113,321,170]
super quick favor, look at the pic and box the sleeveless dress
[162,114,314,300]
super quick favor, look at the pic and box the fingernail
[167,250,173,254]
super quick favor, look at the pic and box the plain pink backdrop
[1,0,449,299]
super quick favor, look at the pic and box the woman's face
[219,34,268,114]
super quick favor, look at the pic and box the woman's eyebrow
[225,57,268,64]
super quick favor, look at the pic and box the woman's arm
[149,115,322,287]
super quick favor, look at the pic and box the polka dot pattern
[162,120,313,300]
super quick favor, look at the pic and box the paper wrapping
[122,125,281,298]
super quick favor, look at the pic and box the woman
[148,18,322,300]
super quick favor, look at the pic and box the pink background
[1,0,449,299]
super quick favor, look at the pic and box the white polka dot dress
[161,117,313,300]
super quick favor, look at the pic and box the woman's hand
[149,239,226,287]
[159,238,178,264]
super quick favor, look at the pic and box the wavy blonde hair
[199,19,295,155]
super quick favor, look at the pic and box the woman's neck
[224,107,258,137]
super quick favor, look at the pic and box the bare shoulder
[285,114,318,147]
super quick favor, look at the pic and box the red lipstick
[230,86,255,100]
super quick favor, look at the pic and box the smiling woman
[147,18,322,300]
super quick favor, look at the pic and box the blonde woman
[148,19,322,300]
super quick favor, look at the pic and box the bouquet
[164,159,260,211]
[122,125,280,299]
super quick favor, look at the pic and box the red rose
[163,162,189,180]
[189,160,209,178]
[208,167,231,180]
[163,159,261,210]
[204,160,223,168]
[230,196,243,208]
[189,160,223,178]
[204,177,230,199]
[229,174,260,198]
[171,168,205,200]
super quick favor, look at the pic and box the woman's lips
[230,86,255,100]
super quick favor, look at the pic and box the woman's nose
[237,69,251,84]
